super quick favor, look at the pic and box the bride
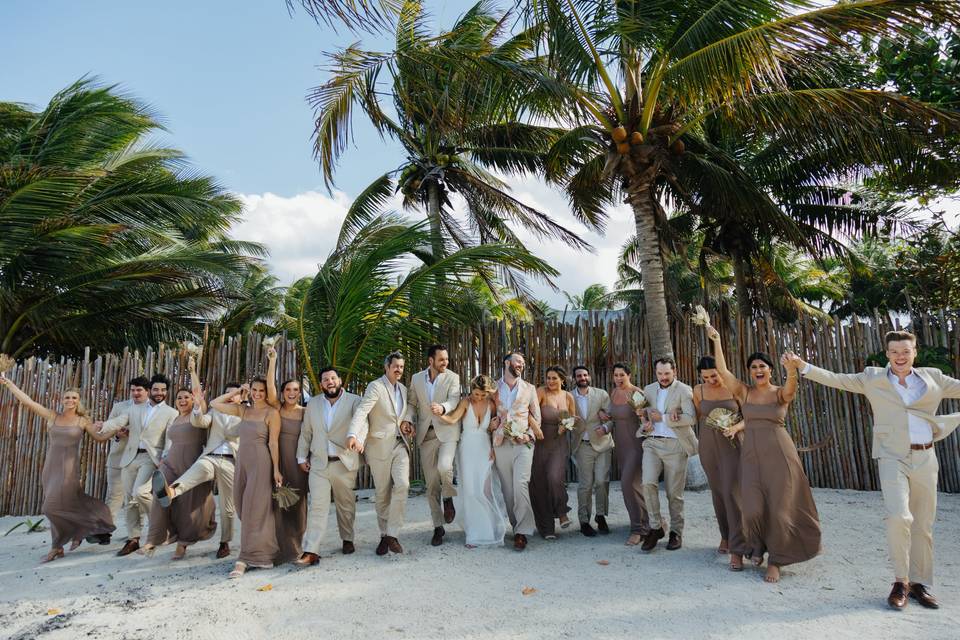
[438,375,508,547]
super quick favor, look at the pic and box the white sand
[1,485,957,640]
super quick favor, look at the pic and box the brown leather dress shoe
[216,542,231,559]
[295,552,320,566]
[431,527,445,546]
[580,522,597,537]
[909,583,939,609]
[342,541,355,555]
[887,582,908,610]
[641,528,664,552]
[443,498,456,524]
[595,516,610,535]
[666,532,682,550]
[376,537,389,556]
[513,533,527,551]
[386,536,403,554]
[117,538,140,557]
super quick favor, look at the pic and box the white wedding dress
[456,403,508,546]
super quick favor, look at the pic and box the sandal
[717,539,728,554]
[172,544,187,560]
[729,555,743,572]
[625,533,643,546]
[42,548,65,563]
[228,561,248,579]
[69,539,82,551]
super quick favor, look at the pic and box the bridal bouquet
[690,304,711,327]
[706,408,743,448]
[262,335,278,349]
[558,410,577,434]
[182,340,203,359]
[272,484,301,510]
[0,353,14,374]
[627,391,650,438]
[503,417,532,448]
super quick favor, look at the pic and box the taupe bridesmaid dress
[530,402,571,537]
[609,397,648,535]
[697,390,745,555]
[739,388,821,566]
[41,419,115,549]
[274,413,308,563]
[234,413,279,567]
[146,414,217,547]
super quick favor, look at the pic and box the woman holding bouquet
[211,378,282,578]
[607,363,649,546]
[530,366,575,539]
[266,346,307,564]
[707,326,821,582]
[693,356,745,571]
[0,374,114,562]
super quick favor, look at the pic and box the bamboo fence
[2,311,958,515]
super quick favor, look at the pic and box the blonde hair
[470,375,496,394]
[62,387,88,417]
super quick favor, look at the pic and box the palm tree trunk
[622,161,674,360]
[732,250,752,321]
[426,179,444,261]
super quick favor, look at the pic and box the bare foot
[138,544,156,557]
[626,533,643,546]
[559,515,571,529]
[172,544,187,560]
[717,539,728,554]
[42,548,64,563]
[69,539,82,551]
[729,554,743,571]
[228,561,247,579]
[765,564,781,583]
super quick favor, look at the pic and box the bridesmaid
[693,355,745,571]
[530,366,574,539]
[142,387,217,559]
[0,374,114,562]
[266,346,307,564]
[211,379,282,578]
[707,325,821,583]
[606,363,649,546]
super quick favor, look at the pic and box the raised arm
[789,352,867,395]
[779,353,800,403]
[0,373,57,422]
[265,347,281,410]
[211,386,245,417]
[267,408,283,487]
[706,325,748,401]
[437,398,469,424]
[933,369,960,399]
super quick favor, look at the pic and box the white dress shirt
[389,381,404,417]
[575,388,591,441]
[424,369,438,403]
[323,393,343,456]
[887,369,933,444]
[499,378,520,414]
[141,402,161,449]
[650,386,676,438]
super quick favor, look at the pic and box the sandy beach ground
[1,484,958,640]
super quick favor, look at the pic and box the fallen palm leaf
[596,560,610,566]
[521,587,537,596]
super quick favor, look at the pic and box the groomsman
[402,344,462,546]
[104,376,150,522]
[295,366,362,565]
[97,373,178,556]
[569,366,613,537]
[160,357,240,559]
[347,352,412,555]
[494,351,542,551]
[638,358,698,552]
[795,331,960,610]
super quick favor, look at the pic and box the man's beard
[509,365,523,378]
[151,394,165,404]
[576,380,590,388]
[323,386,343,399]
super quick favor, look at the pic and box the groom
[493,351,542,551]
[793,331,960,610]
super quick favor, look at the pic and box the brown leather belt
[911,442,934,451]
[328,456,339,461]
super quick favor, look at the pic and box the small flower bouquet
[503,417,532,448]
[690,305,711,327]
[272,484,301,510]
[558,410,577,434]
[0,353,15,374]
[182,340,203,358]
[626,390,647,410]
[706,407,743,447]
[262,335,278,349]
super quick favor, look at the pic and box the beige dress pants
[493,441,535,536]
[121,452,156,539]
[641,437,688,535]
[171,454,236,543]
[574,443,611,523]
[420,428,459,527]
[878,448,939,585]
[105,465,125,522]
[368,441,410,538]
[302,458,358,554]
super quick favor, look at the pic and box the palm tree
[296,213,557,387]
[286,0,400,32]
[310,0,589,295]
[215,267,289,336]
[563,284,616,310]
[0,79,265,358]
[523,0,960,359]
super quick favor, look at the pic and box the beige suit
[104,399,136,520]
[167,409,241,543]
[298,391,362,553]
[640,380,697,535]
[803,364,960,584]
[101,401,178,538]
[403,368,462,527]
[348,376,410,538]
[571,387,613,524]
[493,377,540,536]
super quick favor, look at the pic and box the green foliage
[4,518,46,535]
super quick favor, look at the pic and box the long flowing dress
[610,398,648,535]
[739,388,822,566]
[530,402,571,536]
[697,390,745,555]
[234,414,279,567]
[274,413,308,563]
[455,403,507,546]
[146,415,217,547]
[41,420,115,549]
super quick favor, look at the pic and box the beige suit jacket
[101,401,178,466]
[403,369,462,444]
[105,399,133,467]
[347,376,409,462]
[642,380,699,456]
[494,377,541,445]
[571,386,614,454]
[803,365,960,460]
[190,409,241,457]
[298,391,362,472]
